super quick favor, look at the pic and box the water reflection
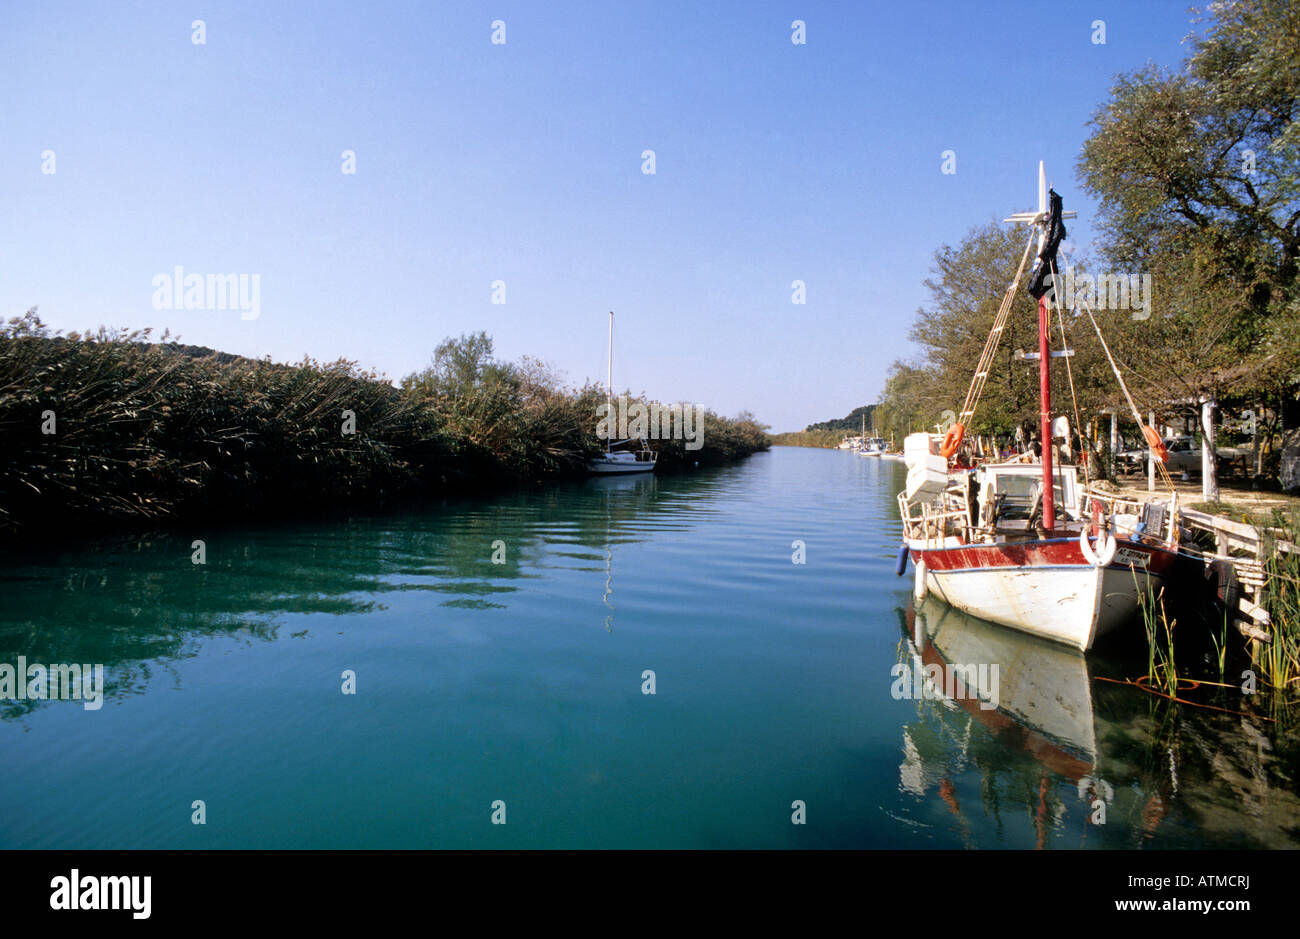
[897,598,1300,848]
[0,471,678,719]
[585,472,659,632]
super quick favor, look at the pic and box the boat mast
[1034,166,1056,532]
[1006,162,1075,533]
[606,311,613,454]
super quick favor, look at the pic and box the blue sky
[0,1,1199,431]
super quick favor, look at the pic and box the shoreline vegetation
[772,406,879,448]
[0,311,770,540]
[769,430,850,448]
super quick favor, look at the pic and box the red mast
[1007,162,1074,535]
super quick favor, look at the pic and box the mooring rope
[1069,281,1178,495]
[1047,261,1090,487]
[1092,675,1276,721]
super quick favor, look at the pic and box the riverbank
[769,430,842,448]
[0,314,770,539]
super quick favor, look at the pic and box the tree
[890,221,1120,439]
[1077,0,1300,484]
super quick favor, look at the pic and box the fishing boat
[896,163,1180,652]
[588,311,657,475]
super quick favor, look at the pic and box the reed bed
[0,312,769,537]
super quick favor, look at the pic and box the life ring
[1142,425,1169,463]
[939,423,965,458]
[1079,526,1117,567]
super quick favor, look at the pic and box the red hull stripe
[917,539,1177,574]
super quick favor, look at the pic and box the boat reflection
[894,597,1300,848]
[897,597,1107,848]
[903,596,1096,784]
[585,472,658,632]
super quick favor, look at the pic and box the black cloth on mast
[1027,189,1067,300]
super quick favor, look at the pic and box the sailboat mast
[606,311,613,453]
[1032,164,1057,532]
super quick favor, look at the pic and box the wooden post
[1202,397,1219,502]
[1110,411,1118,479]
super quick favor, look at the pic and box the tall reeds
[1259,518,1300,696]
[0,313,770,536]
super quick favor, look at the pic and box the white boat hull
[586,458,656,475]
[910,537,1177,651]
[919,559,1163,651]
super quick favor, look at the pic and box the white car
[1119,436,1201,474]
[1161,436,1201,474]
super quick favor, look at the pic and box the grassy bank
[0,312,769,537]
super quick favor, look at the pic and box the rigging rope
[1047,263,1090,488]
[956,230,1038,432]
[1069,273,1178,495]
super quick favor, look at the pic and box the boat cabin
[974,462,1081,530]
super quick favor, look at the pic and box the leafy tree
[1078,0,1300,482]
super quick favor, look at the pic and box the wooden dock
[1179,507,1284,645]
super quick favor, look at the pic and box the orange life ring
[939,423,965,458]
[1142,424,1169,463]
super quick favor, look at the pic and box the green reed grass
[0,312,770,536]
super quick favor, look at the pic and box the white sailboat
[587,311,657,476]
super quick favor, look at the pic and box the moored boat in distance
[588,439,657,474]
[588,311,658,476]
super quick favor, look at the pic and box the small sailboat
[587,311,657,475]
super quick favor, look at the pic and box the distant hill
[806,404,876,433]
[770,404,879,448]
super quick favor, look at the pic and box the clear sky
[0,1,1200,431]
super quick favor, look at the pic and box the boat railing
[1081,487,1179,545]
[898,492,971,549]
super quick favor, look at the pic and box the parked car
[1118,435,1200,474]
[1163,436,1200,473]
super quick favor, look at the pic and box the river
[0,446,1295,848]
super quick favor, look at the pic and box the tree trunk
[1250,401,1262,478]
[1110,412,1118,479]
[1281,398,1300,492]
[1202,398,1219,502]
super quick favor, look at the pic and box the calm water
[1,446,1296,849]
